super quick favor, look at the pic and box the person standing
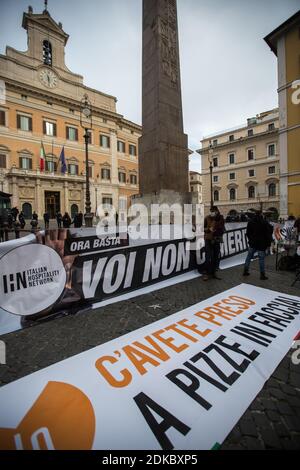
[43,211,50,230]
[56,211,62,228]
[62,212,71,228]
[243,210,273,280]
[19,211,26,229]
[32,211,38,221]
[203,206,225,281]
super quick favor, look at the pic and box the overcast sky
[0,0,299,171]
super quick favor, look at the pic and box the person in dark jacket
[62,212,71,228]
[43,211,50,229]
[56,211,62,228]
[73,212,83,228]
[243,210,273,280]
[203,206,225,281]
[18,211,26,229]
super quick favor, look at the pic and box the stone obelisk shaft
[139,0,189,195]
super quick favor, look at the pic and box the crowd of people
[0,207,86,241]
[202,206,300,281]
[1,204,300,283]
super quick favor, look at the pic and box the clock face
[39,69,58,88]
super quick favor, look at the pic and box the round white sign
[0,244,66,316]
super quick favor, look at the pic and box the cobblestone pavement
[0,255,299,450]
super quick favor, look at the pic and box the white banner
[0,284,299,450]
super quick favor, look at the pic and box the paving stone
[252,413,272,429]
[260,398,277,411]
[290,372,300,389]
[283,416,300,432]
[269,388,286,400]
[239,419,258,437]
[276,402,294,416]
[260,428,282,449]
[266,410,281,423]
[243,436,264,450]
[274,423,290,438]
[280,384,297,396]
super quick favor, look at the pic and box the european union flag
[59,146,67,174]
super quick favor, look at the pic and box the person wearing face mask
[203,206,225,281]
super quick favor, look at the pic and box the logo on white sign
[0,244,66,316]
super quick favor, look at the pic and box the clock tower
[17,6,84,91]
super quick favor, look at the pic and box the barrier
[0,226,248,326]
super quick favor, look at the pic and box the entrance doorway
[45,191,60,218]
[22,202,32,219]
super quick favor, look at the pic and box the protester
[73,212,83,228]
[56,211,62,228]
[243,210,273,280]
[11,207,19,221]
[32,211,38,221]
[62,212,71,228]
[294,216,300,238]
[43,211,50,229]
[30,217,38,234]
[203,206,225,281]
[18,211,26,229]
[13,219,21,239]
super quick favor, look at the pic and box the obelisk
[137,0,190,204]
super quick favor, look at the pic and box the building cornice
[197,129,278,155]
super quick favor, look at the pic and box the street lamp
[80,94,93,227]
[208,140,214,211]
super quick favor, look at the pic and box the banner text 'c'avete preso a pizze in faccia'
[0,284,299,450]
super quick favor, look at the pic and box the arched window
[248,186,255,199]
[268,183,276,197]
[213,190,219,202]
[71,204,79,219]
[229,188,236,200]
[43,40,52,66]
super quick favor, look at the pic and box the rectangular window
[213,175,218,183]
[102,197,113,206]
[229,134,234,142]
[17,115,32,132]
[100,135,110,148]
[68,164,78,175]
[248,169,255,177]
[268,144,275,156]
[229,153,235,164]
[0,154,6,168]
[248,129,253,137]
[229,172,235,180]
[268,166,276,174]
[213,157,218,167]
[66,126,78,141]
[268,123,275,131]
[46,160,57,172]
[0,110,6,126]
[44,121,57,137]
[248,148,254,160]
[19,156,32,170]
[130,174,137,185]
[119,172,126,183]
[117,140,126,153]
[101,168,111,180]
[213,139,218,146]
[88,166,93,178]
[129,144,137,156]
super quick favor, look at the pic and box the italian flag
[40,142,46,172]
